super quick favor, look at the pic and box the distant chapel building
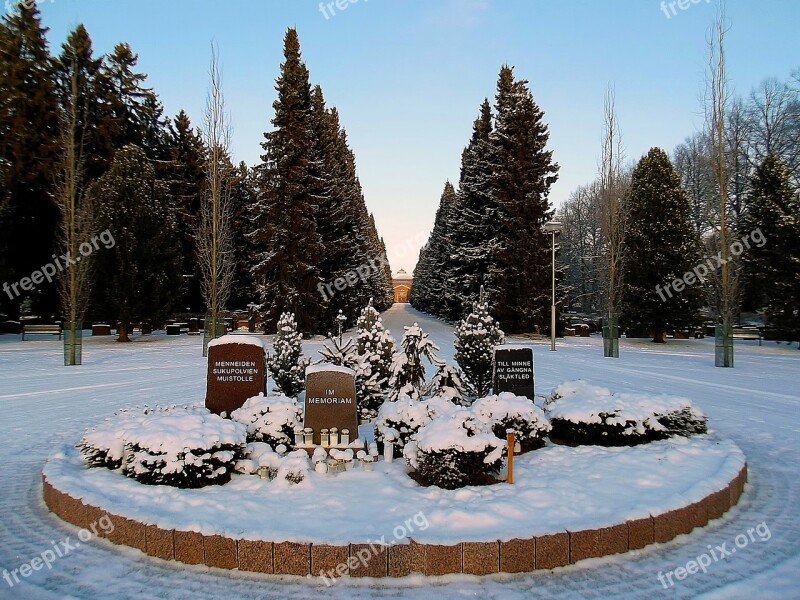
[391,269,413,303]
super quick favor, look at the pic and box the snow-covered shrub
[79,404,209,469]
[471,393,551,453]
[454,287,504,399]
[268,312,309,397]
[275,449,310,484]
[375,395,457,457]
[545,381,708,447]
[80,405,247,488]
[404,410,504,490]
[425,363,469,406]
[230,394,303,449]
[388,323,442,400]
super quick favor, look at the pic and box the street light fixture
[543,221,562,352]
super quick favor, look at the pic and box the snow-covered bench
[732,327,762,346]
[21,324,62,340]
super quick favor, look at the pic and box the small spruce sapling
[454,287,505,399]
[389,323,442,400]
[268,312,309,397]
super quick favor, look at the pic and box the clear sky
[20,0,800,272]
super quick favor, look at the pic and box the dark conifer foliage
[620,147,704,342]
[54,25,113,182]
[162,110,207,311]
[741,154,800,339]
[0,3,60,319]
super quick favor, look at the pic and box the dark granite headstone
[205,335,267,416]
[493,346,535,399]
[303,366,358,446]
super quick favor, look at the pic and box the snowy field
[1,304,799,599]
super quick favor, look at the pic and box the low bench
[732,327,762,346]
[21,324,62,340]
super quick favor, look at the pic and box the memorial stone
[205,335,267,416]
[493,346,535,399]
[303,365,358,446]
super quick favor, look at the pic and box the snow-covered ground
[1,303,799,599]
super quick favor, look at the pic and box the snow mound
[207,335,266,349]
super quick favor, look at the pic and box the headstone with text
[303,365,358,446]
[205,335,267,416]
[493,345,535,399]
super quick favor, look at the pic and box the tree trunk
[653,330,666,344]
[117,315,131,343]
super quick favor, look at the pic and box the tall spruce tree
[163,110,207,311]
[89,145,182,341]
[621,148,704,342]
[741,154,800,340]
[444,99,496,322]
[0,2,60,320]
[485,66,559,333]
[250,29,323,334]
[410,181,456,317]
[103,43,166,159]
[55,25,113,182]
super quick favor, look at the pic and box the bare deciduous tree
[706,4,735,367]
[598,84,626,357]
[56,52,94,366]
[197,43,234,354]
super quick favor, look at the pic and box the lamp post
[543,221,562,352]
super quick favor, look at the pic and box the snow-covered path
[1,304,798,599]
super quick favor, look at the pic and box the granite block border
[41,462,748,578]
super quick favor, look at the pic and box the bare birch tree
[706,5,735,367]
[197,43,234,354]
[598,84,626,357]
[56,52,94,366]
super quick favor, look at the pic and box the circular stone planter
[42,438,747,578]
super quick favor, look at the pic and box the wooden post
[506,430,515,484]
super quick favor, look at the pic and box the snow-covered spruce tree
[620,148,704,343]
[485,65,559,333]
[268,312,309,397]
[444,99,497,322]
[388,323,442,400]
[410,182,456,317]
[454,287,505,399]
[249,29,323,334]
